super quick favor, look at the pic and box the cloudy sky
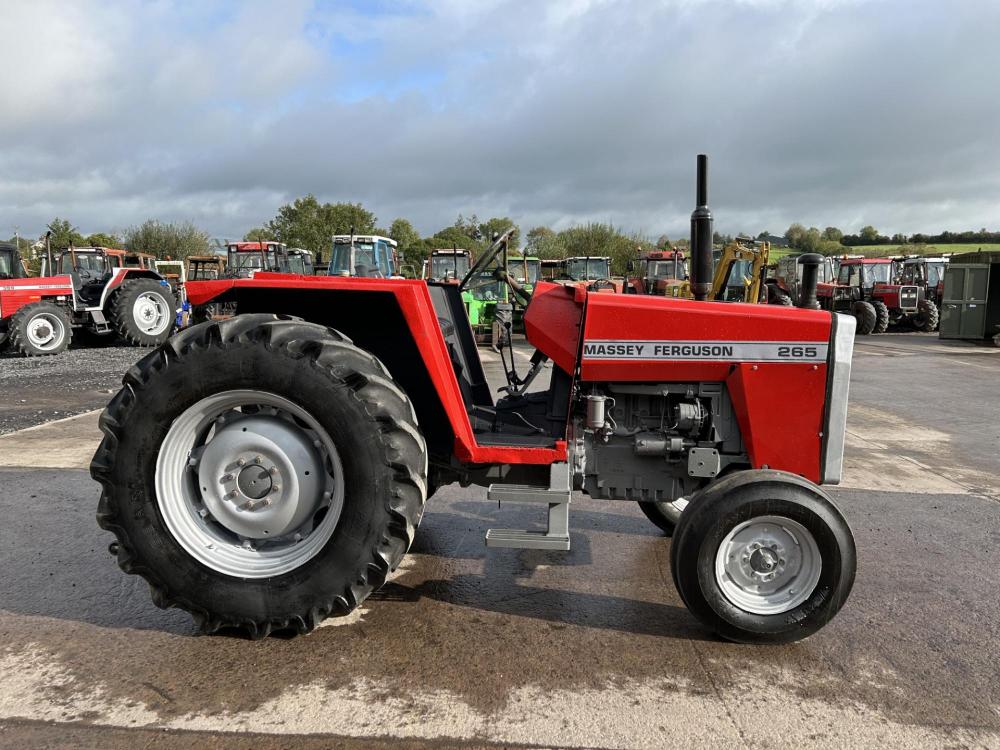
[2,0,998,243]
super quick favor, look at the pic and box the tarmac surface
[0,332,998,749]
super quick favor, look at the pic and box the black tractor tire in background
[871,300,890,334]
[91,315,428,637]
[852,300,877,335]
[638,501,678,536]
[7,301,72,356]
[670,470,856,644]
[110,278,177,347]
[912,299,939,332]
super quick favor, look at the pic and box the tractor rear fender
[578,292,854,484]
[185,277,569,467]
[85,268,170,312]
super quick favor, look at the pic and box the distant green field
[766,243,1000,261]
[844,243,1000,257]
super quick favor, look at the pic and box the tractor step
[485,463,571,551]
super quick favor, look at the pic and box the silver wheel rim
[155,390,344,578]
[714,515,822,615]
[26,312,65,351]
[134,291,171,335]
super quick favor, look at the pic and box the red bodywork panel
[188,277,834,481]
[579,294,832,482]
[0,276,74,320]
[187,276,567,466]
[523,282,583,375]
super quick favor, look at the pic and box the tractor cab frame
[329,235,399,278]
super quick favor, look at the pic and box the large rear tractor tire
[852,301,877,335]
[7,301,72,356]
[872,300,889,334]
[91,314,427,637]
[912,299,939,332]
[111,278,176,346]
[670,470,856,644]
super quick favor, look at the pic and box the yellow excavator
[659,237,770,303]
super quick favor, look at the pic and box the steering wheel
[588,278,615,292]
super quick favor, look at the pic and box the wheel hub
[133,292,170,335]
[197,415,325,539]
[715,515,822,615]
[26,313,63,349]
[237,465,273,499]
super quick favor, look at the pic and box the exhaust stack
[797,253,822,309]
[690,154,714,301]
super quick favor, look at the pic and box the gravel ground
[0,343,147,434]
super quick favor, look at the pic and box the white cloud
[0,0,998,242]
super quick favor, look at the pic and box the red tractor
[626,249,688,295]
[1,243,176,356]
[92,156,857,644]
[559,255,625,293]
[818,257,935,334]
[894,256,948,331]
[767,254,836,306]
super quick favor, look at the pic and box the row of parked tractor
[0,226,950,358]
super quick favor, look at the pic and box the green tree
[85,232,123,248]
[266,195,377,255]
[821,226,843,243]
[123,219,211,260]
[389,218,420,255]
[478,217,520,250]
[859,225,880,243]
[557,222,647,276]
[525,226,565,259]
[243,227,275,242]
[47,218,85,250]
[784,223,806,249]
[818,239,843,255]
[801,227,822,253]
[656,234,671,249]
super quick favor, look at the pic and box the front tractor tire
[872,300,890,334]
[912,299,939,332]
[111,278,177,346]
[7,301,72,356]
[852,300,877,335]
[91,314,428,637]
[670,470,856,644]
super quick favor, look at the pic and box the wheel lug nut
[272,485,281,493]
[269,467,278,476]
[237,458,246,466]
[254,455,263,464]
[220,474,233,483]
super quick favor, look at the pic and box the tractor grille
[899,286,919,311]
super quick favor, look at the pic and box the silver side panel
[822,313,856,484]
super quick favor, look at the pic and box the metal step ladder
[485,462,571,550]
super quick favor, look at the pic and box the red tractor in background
[92,156,858,645]
[818,257,936,334]
[894,256,948,330]
[1,242,177,356]
[559,255,625,293]
[626,249,688,295]
[767,254,836,307]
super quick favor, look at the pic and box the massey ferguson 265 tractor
[92,157,857,644]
